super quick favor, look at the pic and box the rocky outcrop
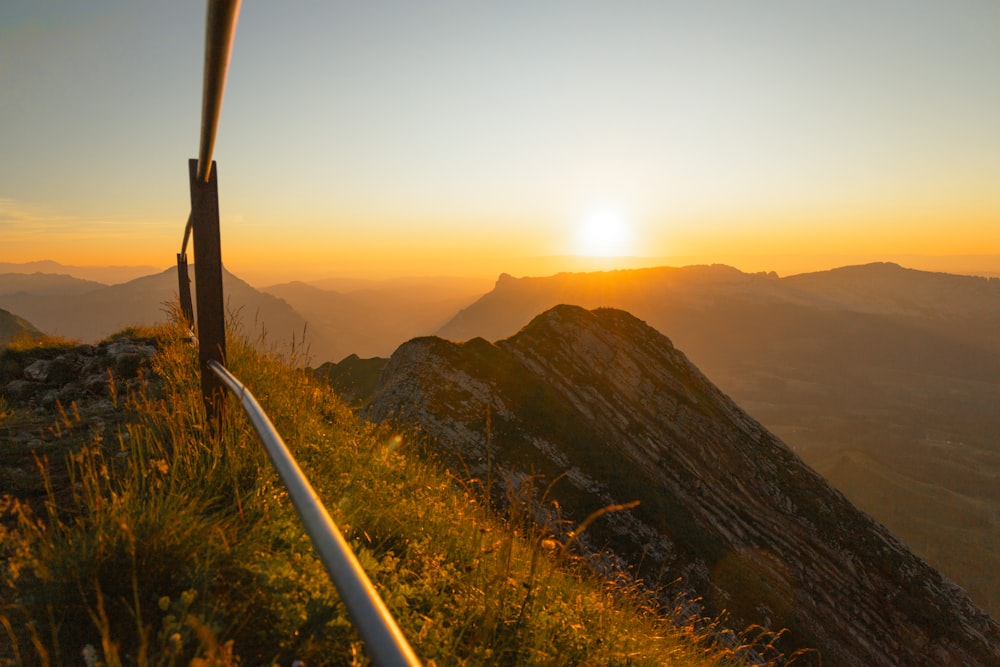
[312,354,388,406]
[365,305,1000,666]
[2,337,158,408]
[1,336,160,501]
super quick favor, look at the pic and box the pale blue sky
[2,1,999,282]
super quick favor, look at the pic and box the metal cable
[197,0,242,182]
[180,211,194,256]
[208,361,423,667]
[185,8,420,659]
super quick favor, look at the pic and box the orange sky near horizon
[4,204,1000,286]
[2,2,998,285]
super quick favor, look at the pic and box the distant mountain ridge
[439,262,1000,342]
[0,266,481,367]
[0,261,160,285]
[0,267,327,361]
[783,262,1000,316]
[362,305,1000,666]
[0,272,108,297]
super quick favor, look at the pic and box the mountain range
[358,304,1000,665]
[0,268,322,361]
[0,268,480,364]
[4,260,1000,621]
[0,260,160,285]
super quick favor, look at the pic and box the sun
[574,209,634,257]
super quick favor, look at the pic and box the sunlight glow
[574,209,634,257]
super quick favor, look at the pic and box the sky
[2,1,999,285]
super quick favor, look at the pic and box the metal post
[189,158,227,417]
[177,259,195,330]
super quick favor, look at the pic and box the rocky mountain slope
[363,305,1000,666]
[313,354,387,407]
[433,263,1000,617]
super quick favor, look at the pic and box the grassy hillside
[0,317,767,666]
[0,309,43,348]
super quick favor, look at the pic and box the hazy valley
[0,264,482,364]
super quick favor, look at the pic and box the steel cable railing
[177,0,239,335]
[209,362,422,666]
[174,2,423,664]
[197,0,241,183]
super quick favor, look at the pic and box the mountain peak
[366,305,1000,665]
[495,272,516,287]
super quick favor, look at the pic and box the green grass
[1,316,757,666]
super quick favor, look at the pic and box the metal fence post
[189,158,227,417]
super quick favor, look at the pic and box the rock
[23,359,50,381]
[4,379,32,400]
[47,355,81,385]
[106,338,156,359]
[40,389,60,409]
[1,336,160,449]
[83,373,109,395]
